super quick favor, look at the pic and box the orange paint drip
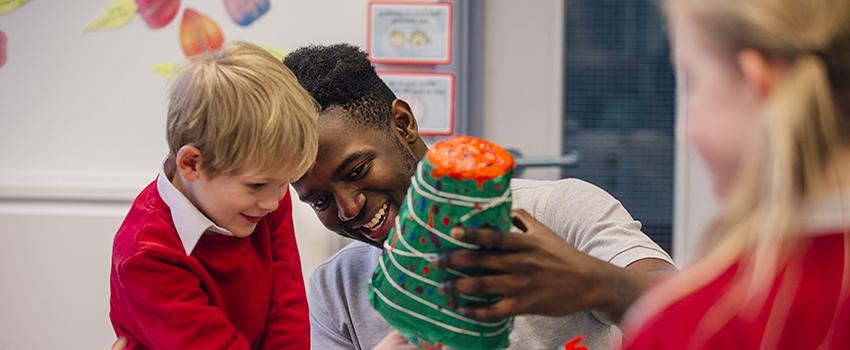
[426,135,514,183]
[179,8,224,58]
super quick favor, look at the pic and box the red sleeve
[257,188,310,349]
[116,250,252,350]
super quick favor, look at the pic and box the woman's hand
[433,209,661,323]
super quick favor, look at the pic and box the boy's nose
[258,196,279,212]
[258,186,286,212]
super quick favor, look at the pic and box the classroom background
[0,0,717,348]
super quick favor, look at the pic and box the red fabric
[110,181,309,350]
[625,232,850,350]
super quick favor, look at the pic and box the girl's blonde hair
[629,0,850,346]
[166,41,318,179]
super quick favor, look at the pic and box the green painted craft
[368,135,515,350]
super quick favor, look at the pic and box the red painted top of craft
[426,135,514,183]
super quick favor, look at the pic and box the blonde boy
[109,42,317,349]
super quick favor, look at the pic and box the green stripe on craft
[368,135,515,350]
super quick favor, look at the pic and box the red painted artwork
[135,0,180,29]
[427,135,515,186]
[179,8,224,58]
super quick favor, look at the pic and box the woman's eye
[248,183,266,190]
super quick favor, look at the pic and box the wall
[0,1,363,348]
[480,0,564,180]
[0,1,721,348]
[480,0,718,265]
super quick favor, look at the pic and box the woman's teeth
[363,203,388,231]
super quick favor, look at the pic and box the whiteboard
[0,0,367,198]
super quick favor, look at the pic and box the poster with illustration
[379,71,454,136]
[368,2,452,65]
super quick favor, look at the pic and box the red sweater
[110,181,309,349]
[625,232,850,350]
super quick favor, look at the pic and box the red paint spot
[391,234,399,248]
[180,8,225,58]
[415,286,424,294]
[442,216,450,226]
[136,0,180,29]
[423,266,430,275]
[420,237,427,245]
[446,299,458,309]
[408,263,415,271]
[495,183,502,190]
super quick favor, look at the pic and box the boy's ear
[391,99,420,144]
[175,145,204,181]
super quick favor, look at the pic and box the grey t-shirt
[308,178,673,350]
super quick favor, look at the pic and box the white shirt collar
[157,163,232,255]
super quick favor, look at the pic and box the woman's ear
[738,48,783,100]
[390,99,420,144]
[174,145,204,181]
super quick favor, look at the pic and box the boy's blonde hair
[630,0,850,345]
[166,41,318,179]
